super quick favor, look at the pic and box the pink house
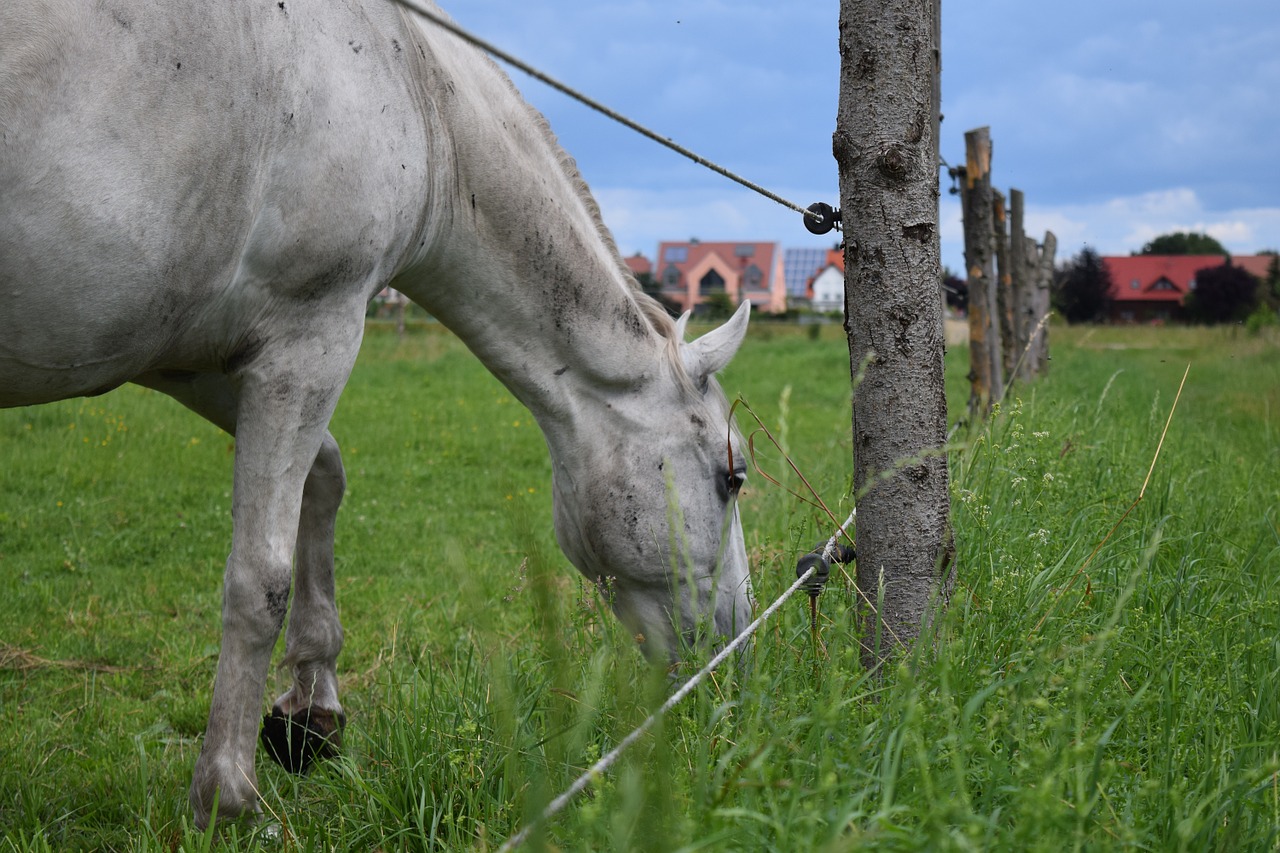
[655,240,788,313]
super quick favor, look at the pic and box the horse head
[548,302,754,663]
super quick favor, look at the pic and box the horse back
[0,0,433,406]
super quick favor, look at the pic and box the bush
[1244,305,1278,335]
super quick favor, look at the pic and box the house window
[663,246,688,263]
[743,264,764,290]
[700,269,726,292]
[735,244,755,258]
[662,264,681,289]
[1152,279,1176,291]
[1130,279,1140,290]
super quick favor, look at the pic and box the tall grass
[1,322,1277,850]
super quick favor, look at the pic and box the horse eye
[726,470,747,496]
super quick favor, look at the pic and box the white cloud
[939,187,1280,271]
[599,182,1279,275]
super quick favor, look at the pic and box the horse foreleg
[260,431,347,774]
[186,357,351,829]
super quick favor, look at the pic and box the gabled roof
[656,240,780,290]
[820,248,844,273]
[1102,255,1227,303]
[623,252,652,277]
[805,249,844,298]
[1233,254,1276,280]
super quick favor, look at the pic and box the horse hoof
[259,706,345,774]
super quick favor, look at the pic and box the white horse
[0,0,753,827]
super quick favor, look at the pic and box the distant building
[808,249,845,313]
[783,247,830,303]
[655,240,787,313]
[623,252,652,279]
[1232,254,1274,282]
[1102,255,1270,323]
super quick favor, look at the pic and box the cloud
[939,188,1280,269]
[440,0,1279,271]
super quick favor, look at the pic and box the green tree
[1138,231,1227,256]
[1053,247,1113,323]
[1262,252,1280,312]
[697,291,735,320]
[1184,262,1259,324]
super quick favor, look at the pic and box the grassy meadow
[1,320,1278,851]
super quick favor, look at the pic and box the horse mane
[504,89,683,342]
[431,16,694,386]
[526,114,699,390]
[529,114,682,341]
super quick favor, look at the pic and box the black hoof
[259,706,345,774]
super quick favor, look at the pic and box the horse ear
[681,301,750,384]
[674,310,693,343]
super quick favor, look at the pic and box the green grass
[1,320,1278,851]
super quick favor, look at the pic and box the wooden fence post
[1030,232,1057,374]
[1009,188,1031,381]
[993,190,1015,383]
[836,0,953,668]
[960,127,1002,414]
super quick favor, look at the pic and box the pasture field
[1,321,1278,851]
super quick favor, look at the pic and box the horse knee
[223,557,292,641]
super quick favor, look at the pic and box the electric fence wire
[387,0,836,232]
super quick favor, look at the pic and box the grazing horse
[0,0,754,827]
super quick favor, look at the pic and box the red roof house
[807,249,845,312]
[1233,254,1276,282]
[655,240,787,314]
[1103,255,1223,323]
[623,252,652,278]
[1102,254,1274,323]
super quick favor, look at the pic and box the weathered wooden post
[993,189,1015,383]
[1009,188,1031,381]
[835,0,953,668]
[959,127,1002,414]
[1029,232,1057,374]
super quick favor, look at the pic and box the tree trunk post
[959,126,1002,415]
[1031,232,1057,374]
[1009,188,1031,381]
[992,190,1015,384]
[835,0,954,669]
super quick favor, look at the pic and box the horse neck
[396,30,669,425]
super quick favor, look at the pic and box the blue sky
[440,1,1280,272]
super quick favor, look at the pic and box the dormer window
[700,269,726,292]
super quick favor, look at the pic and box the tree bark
[1030,231,1057,374]
[959,127,1002,414]
[992,190,1015,383]
[1009,188,1031,381]
[835,0,953,669]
